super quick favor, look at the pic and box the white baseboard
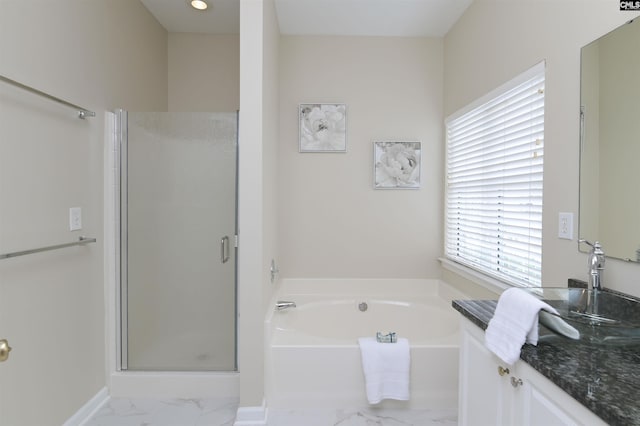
[63,387,109,426]
[234,401,268,426]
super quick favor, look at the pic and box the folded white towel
[358,337,410,404]
[485,287,578,365]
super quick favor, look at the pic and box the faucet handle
[579,239,594,247]
[579,239,604,253]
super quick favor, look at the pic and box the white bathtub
[266,279,466,409]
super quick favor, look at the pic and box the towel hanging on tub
[357,337,410,404]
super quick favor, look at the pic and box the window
[445,62,545,287]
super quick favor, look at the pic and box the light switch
[69,207,82,231]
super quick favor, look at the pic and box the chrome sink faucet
[276,301,296,311]
[580,240,605,291]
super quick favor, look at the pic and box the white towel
[485,287,577,365]
[358,337,410,404]
[539,310,580,341]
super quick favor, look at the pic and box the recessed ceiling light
[190,0,208,11]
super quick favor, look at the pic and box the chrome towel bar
[0,236,96,260]
[0,74,96,119]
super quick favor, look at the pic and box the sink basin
[522,287,640,345]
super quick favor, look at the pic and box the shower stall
[116,110,237,372]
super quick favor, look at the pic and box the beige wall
[444,0,640,296]
[278,36,444,279]
[262,0,281,314]
[237,0,280,409]
[168,33,240,112]
[0,1,167,425]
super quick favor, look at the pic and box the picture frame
[299,103,347,152]
[373,141,421,189]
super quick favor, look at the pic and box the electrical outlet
[69,207,82,231]
[558,212,573,240]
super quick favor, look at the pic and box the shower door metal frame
[115,109,238,372]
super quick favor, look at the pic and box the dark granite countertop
[452,299,640,426]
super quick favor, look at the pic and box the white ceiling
[141,0,473,37]
[140,0,240,34]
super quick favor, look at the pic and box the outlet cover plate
[558,212,573,240]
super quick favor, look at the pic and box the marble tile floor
[83,397,458,426]
[83,398,238,426]
[268,407,458,425]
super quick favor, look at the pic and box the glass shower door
[120,111,237,371]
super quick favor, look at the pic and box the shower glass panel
[120,111,237,371]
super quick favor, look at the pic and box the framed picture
[299,103,347,152]
[373,141,421,189]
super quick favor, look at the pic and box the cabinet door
[459,316,608,426]
[459,318,513,426]
[515,361,608,426]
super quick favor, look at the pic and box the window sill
[438,257,513,295]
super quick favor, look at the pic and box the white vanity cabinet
[458,317,608,426]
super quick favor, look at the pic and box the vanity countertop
[452,299,640,426]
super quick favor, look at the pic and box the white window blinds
[445,62,545,287]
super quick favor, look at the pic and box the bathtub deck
[268,279,464,411]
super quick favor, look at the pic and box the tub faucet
[581,240,605,291]
[276,301,296,311]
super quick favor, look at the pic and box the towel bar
[0,236,96,260]
[0,74,95,119]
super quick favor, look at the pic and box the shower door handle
[221,236,230,264]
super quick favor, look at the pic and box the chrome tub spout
[276,301,296,311]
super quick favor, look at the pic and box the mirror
[579,18,640,262]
